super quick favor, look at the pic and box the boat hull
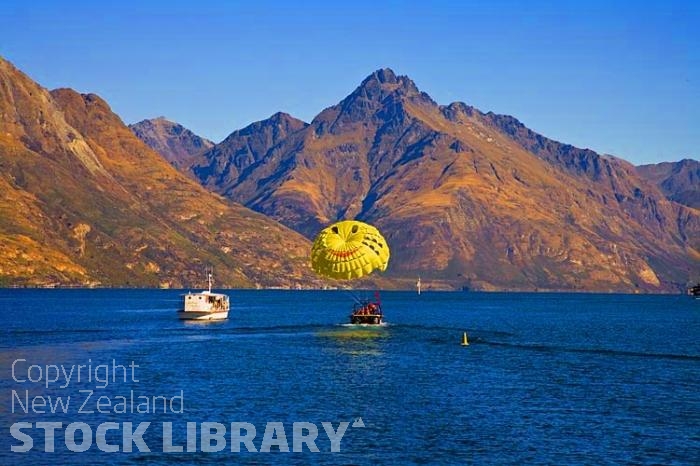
[349,314,382,325]
[177,310,229,321]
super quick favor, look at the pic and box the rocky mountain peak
[269,111,291,120]
[129,116,214,168]
[355,67,420,99]
[441,102,479,122]
[637,158,700,208]
[187,112,308,194]
[225,112,307,140]
[312,68,429,134]
[676,158,699,170]
[373,67,398,84]
[266,111,306,129]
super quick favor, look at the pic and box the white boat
[178,271,229,321]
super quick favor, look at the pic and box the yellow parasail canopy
[310,220,390,280]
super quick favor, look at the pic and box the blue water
[1,290,698,464]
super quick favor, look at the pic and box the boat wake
[339,322,389,328]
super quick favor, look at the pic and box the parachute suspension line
[344,289,364,306]
[310,220,390,324]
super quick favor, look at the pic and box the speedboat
[349,294,383,325]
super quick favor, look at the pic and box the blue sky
[1,0,698,164]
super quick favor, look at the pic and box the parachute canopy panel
[310,220,390,280]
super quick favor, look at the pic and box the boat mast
[417,276,421,295]
[207,269,213,293]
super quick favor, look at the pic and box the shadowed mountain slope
[636,159,700,209]
[129,117,214,169]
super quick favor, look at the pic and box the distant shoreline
[0,286,689,295]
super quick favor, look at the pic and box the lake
[1,289,698,464]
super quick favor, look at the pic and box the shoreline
[0,286,690,295]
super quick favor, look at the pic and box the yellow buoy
[461,332,469,346]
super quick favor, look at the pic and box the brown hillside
[0,57,319,288]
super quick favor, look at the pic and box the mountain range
[1,56,697,291]
[135,68,699,292]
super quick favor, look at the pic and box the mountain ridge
[190,111,308,196]
[162,67,699,292]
